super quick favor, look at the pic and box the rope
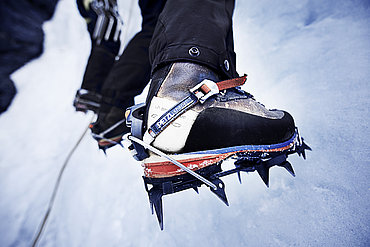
[32,1,136,244]
[31,115,94,247]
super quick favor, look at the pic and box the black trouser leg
[149,0,237,79]
[100,0,166,108]
[80,45,116,92]
[76,0,121,93]
[100,29,152,108]
[98,0,236,109]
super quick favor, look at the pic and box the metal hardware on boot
[125,104,149,161]
[128,135,218,190]
[224,59,230,71]
[190,79,219,103]
[144,75,248,146]
[188,47,200,57]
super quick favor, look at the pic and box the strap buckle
[190,79,219,104]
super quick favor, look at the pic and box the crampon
[125,103,311,230]
[73,89,101,113]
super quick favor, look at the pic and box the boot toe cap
[183,107,296,153]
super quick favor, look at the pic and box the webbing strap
[145,75,247,143]
[147,93,199,139]
[216,75,247,91]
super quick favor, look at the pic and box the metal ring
[224,59,230,71]
[189,47,200,57]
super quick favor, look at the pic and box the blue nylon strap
[148,93,199,138]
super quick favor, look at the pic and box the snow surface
[1,0,369,246]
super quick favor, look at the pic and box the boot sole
[97,135,123,148]
[143,133,297,178]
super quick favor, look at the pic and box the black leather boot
[145,62,295,153]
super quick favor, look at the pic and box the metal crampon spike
[298,138,312,160]
[256,162,270,187]
[296,130,312,160]
[99,146,108,155]
[148,189,164,230]
[193,187,199,194]
[98,142,121,154]
[237,171,242,184]
[150,201,154,215]
[209,178,229,206]
[279,161,295,177]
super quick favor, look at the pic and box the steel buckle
[190,79,219,104]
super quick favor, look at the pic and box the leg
[73,0,121,113]
[90,0,167,150]
[99,0,167,105]
[149,0,237,79]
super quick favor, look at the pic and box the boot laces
[228,86,266,107]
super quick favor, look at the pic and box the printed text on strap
[146,75,247,143]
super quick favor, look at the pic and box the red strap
[216,75,247,91]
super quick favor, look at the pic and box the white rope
[31,114,94,247]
